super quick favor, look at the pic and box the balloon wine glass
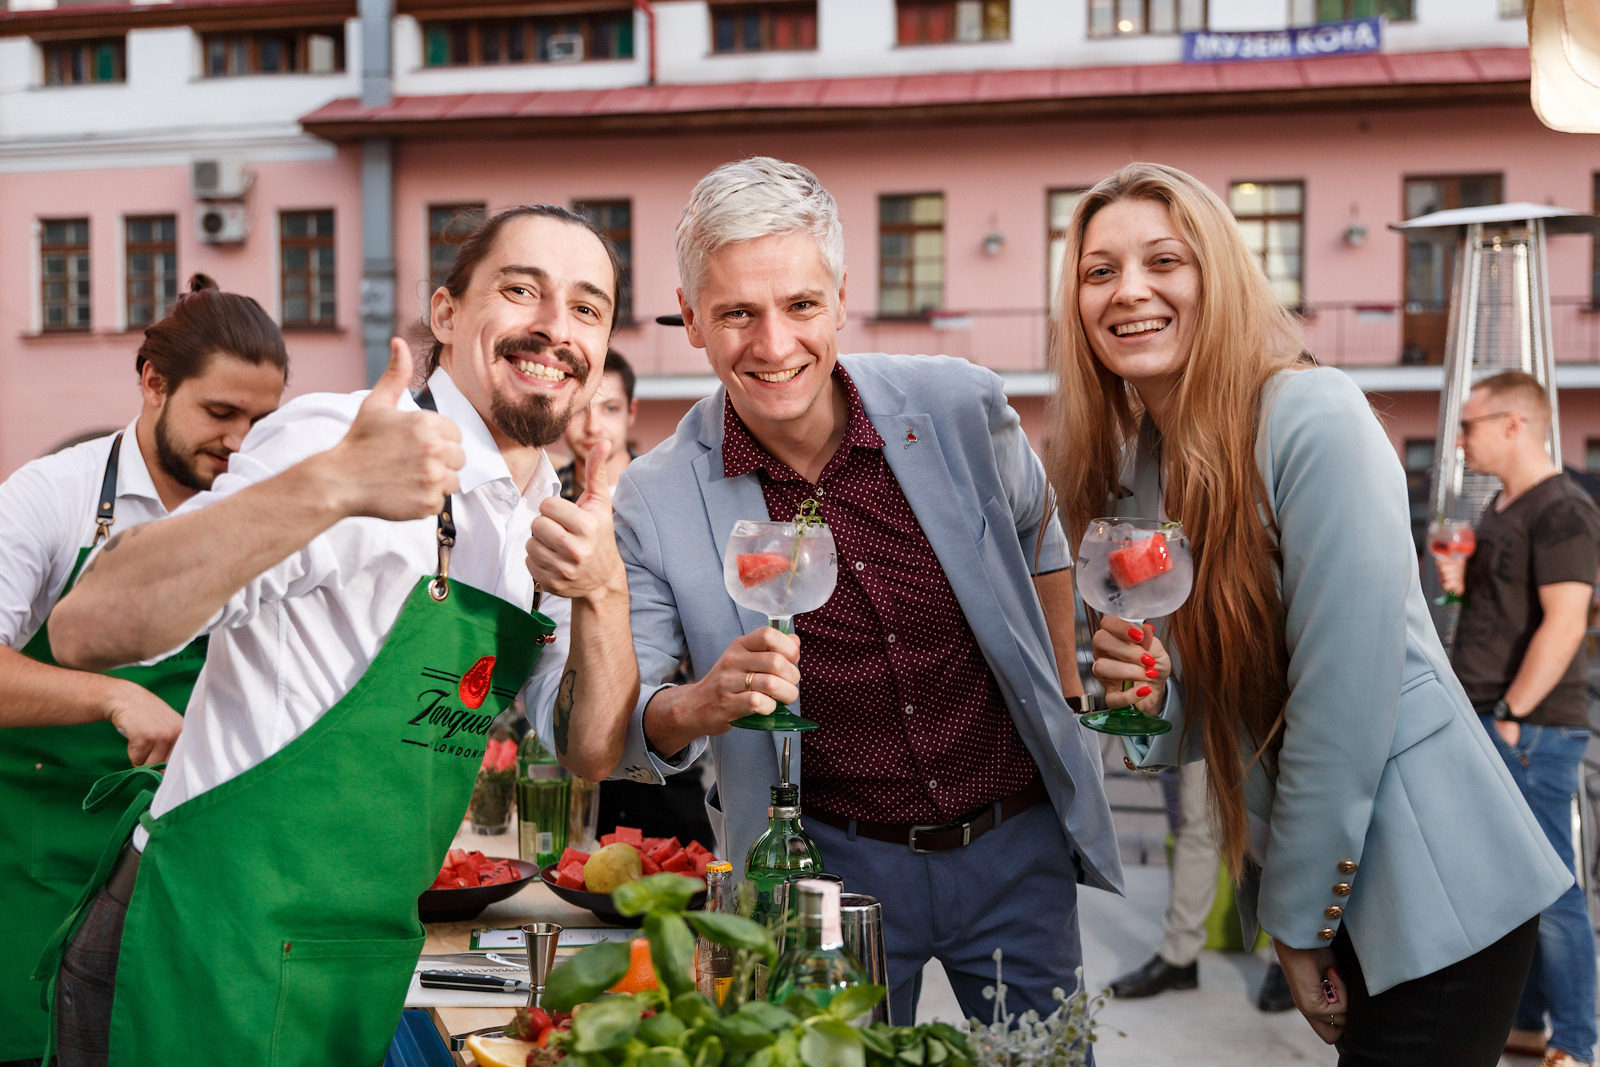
[722,516,838,732]
[1075,517,1194,736]
[1427,517,1476,606]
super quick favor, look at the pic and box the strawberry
[736,552,792,588]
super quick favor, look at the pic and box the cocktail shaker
[839,893,891,1025]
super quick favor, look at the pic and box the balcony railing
[608,298,1600,384]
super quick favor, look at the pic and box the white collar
[118,415,169,513]
[424,368,560,503]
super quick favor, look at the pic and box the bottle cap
[770,784,799,807]
[705,861,733,874]
[795,878,842,947]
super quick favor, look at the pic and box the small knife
[419,970,530,996]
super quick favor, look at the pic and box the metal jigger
[522,922,562,1007]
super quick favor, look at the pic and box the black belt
[804,777,1049,854]
[105,844,141,905]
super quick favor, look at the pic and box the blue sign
[1182,17,1382,64]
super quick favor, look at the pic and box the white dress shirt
[0,418,169,652]
[138,370,570,847]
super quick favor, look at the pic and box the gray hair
[675,156,845,307]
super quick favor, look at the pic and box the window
[42,38,125,85]
[1586,438,1600,473]
[572,200,632,325]
[41,218,91,331]
[422,11,633,66]
[1402,174,1501,364]
[1089,0,1205,37]
[428,204,485,293]
[1289,0,1411,25]
[125,215,178,329]
[879,193,944,317]
[1229,181,1304,308]
[711,2,817,53]
[1499,0,1526,16]
[1403,439,1434,553]
[1046,188,1088,316]
[280,210,335,327]
[897,1,1009,44]
[201,27,344,76]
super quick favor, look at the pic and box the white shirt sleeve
[0,450,89,649]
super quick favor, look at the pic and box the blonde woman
[1051,162,1569,1065]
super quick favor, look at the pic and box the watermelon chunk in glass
[1107,532,1173,589]
[736,552,793,588]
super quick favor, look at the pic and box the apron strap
[412,390,457,602]
[31,765,162,995]
[411,387,549,625]
[95,433,122,545]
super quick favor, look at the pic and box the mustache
[494,336,588,384]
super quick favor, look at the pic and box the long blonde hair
[1046,162,1306,874]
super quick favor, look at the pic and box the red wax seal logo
[459,656,496,709]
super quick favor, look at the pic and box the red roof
[300,47,1531,140]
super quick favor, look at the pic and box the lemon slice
[465,1034,537,1067]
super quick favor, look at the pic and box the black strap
[95,433,122,544]
[412,390,456,600]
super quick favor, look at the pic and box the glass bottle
[743,784,824,928]
[695,861,736,1006]
[467,710,519,834]
[767,879,868,1009]
[517,730,570,868]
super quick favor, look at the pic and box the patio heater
[1391,204,1600,625]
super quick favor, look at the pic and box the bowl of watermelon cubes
[540,826,717,925]
[418,849,538,923]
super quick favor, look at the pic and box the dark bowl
[539,863,705,926]
[418,858,539,923]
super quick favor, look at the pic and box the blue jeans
[1482,717,1598,1062]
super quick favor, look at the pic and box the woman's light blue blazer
[1126,366,1569,994]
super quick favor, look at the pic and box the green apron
[0,434,205,1061]
[41,423,557,1065]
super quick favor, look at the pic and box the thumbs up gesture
[526,438,626,601]
[326,338,465,521]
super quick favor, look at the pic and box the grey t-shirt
[1451,472,1600,729]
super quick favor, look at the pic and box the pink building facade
[3,0,1596,509]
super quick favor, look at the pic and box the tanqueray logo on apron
[403,656,518,760]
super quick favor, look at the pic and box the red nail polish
[1127,627,1144,642]
[1141,653,1156,667]
[1136,685,1152,697]
[1145,667,1159,679]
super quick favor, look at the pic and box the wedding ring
[743,672,755,692]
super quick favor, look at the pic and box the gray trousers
[1160,761,1220,967]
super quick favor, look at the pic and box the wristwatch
[1492,698,1519,722]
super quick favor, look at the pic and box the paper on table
[470,926,641,950]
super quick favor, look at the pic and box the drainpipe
[358,0,396,386]
[634,0,655,86]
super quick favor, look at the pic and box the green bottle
[517,731,569,868]
[768,879,868,1009]
[743,783,824,928]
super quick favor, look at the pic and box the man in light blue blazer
[607,157,1122,1025]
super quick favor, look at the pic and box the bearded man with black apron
[0,280,286,1066]
[37,208,637,1067]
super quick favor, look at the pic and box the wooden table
[420,821,614,1064]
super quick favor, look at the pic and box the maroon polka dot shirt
[721,366,1039,823]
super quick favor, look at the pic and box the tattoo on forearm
[76,527,138,586]
[554,669,575,756]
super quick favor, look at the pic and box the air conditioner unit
[196,203,249,244]
[547,33,584,63]
[192,158,247,200]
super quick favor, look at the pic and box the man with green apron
[0,279,286,1066]
[40,207,639,1066]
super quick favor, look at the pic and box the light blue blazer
[1127,367,1568,993]
[610,353,1123,894]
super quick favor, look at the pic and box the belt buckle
[907,819,970,854]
